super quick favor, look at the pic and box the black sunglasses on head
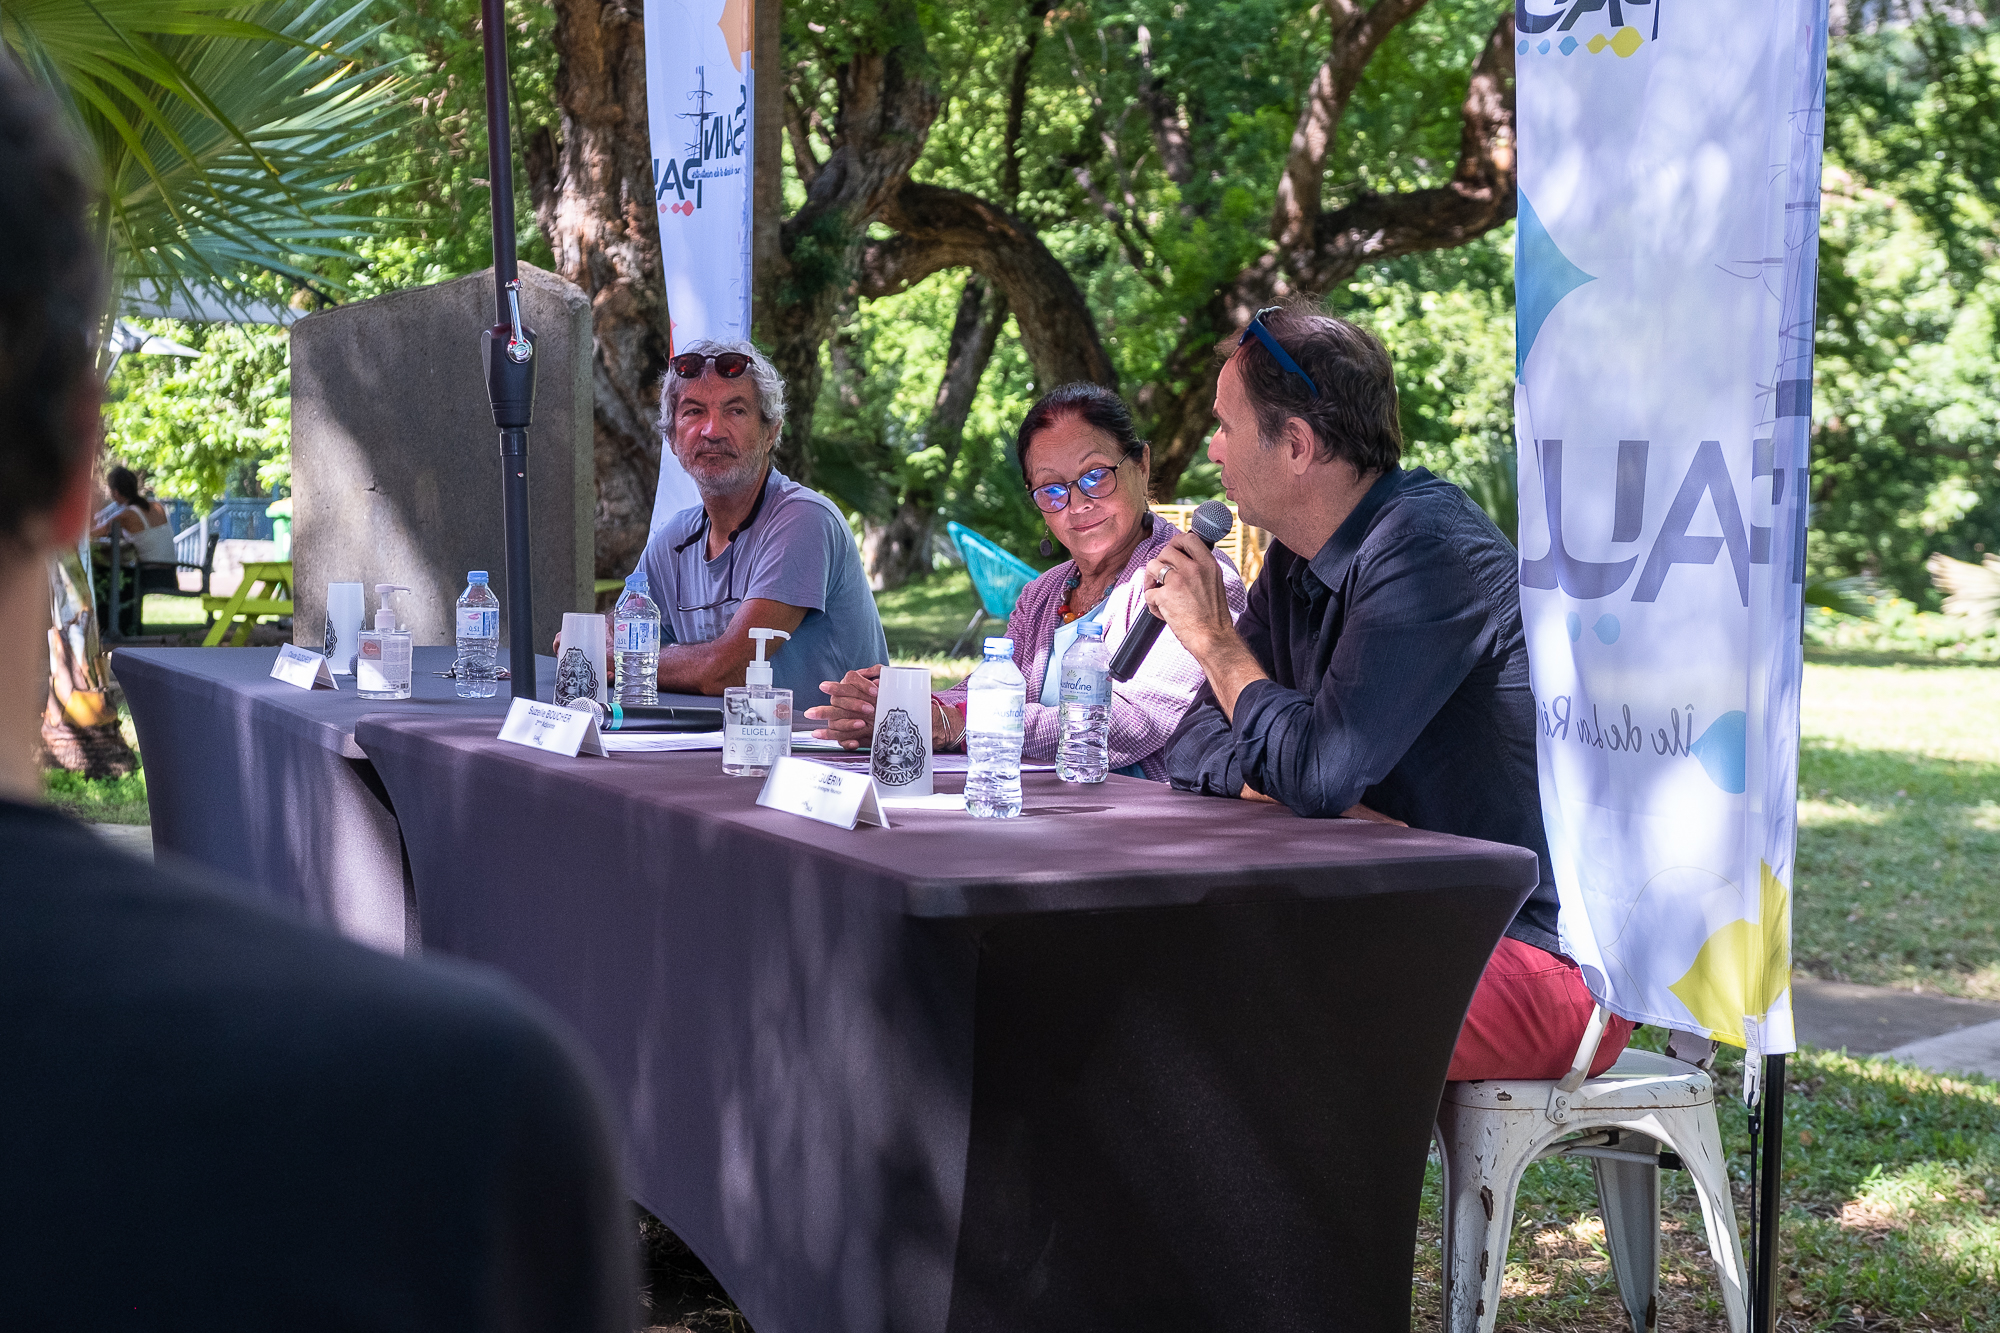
[1239,307,1320,399]
[670,351,753,379]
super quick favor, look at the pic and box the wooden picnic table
[201,560,293,647]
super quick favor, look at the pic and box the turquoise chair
[946,521,1039,656]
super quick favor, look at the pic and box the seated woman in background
[91,466,176,564]
[809,382,1247,779]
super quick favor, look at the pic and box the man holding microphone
[1145,303,1632,1082]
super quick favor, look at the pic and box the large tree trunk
[526,0,668,581]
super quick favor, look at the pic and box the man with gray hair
[633,340,887,698]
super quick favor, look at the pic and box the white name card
[756,756,889,830]
[497,697,608,758]
[271,642,338,690]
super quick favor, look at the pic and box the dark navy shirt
[1164,467,1561,953]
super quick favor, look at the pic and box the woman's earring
[1141,512,1155,535]
[1039,537,1054,558]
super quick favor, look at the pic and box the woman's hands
[805,664,881,748]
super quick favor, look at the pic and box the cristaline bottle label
[966,689,1024,736]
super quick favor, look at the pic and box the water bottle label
[1059,669,1110,707]
[614,620,659,654]
[966,689,1024,735]
[457,607,497,640]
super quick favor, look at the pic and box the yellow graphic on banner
[1667,861,1792,1048]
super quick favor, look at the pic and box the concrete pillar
[290,263,593,655]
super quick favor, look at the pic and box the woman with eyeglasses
[808,383,1247,779]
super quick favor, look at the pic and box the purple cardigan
[936,518,1249,781]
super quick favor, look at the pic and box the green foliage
[1812,18,2000,604]
[1806,597,2000,663]
[105,318,290,503]
[331,0,557,294]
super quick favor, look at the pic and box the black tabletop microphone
[1108,499,1235,682]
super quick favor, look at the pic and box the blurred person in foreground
[1146,305,1634,1081]
[0,59,632,1325]
[808,383,1247,778]
[576,340,886,699]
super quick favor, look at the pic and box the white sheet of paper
[497,697,607,758]
[600,730,727,752]
[756,756,889,830]
[271,641,337,690]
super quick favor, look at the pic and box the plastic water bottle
[453,571,500,698]
[1057,622,1111,783]
[964,636,1025,818]
[613,571,662,706]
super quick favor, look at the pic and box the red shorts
[1447,937,1635,1082]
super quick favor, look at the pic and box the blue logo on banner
[1690,711,1748,793]
[1516,192,1595,374]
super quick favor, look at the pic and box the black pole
[479,0,538,699]
[1753,1053,1786,1333]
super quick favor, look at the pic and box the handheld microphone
[1108,499,1234,682]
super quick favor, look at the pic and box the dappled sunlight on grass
[1416,1044,2000,1329]
[1795,664,2000,995]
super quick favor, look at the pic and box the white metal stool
[1435,1013,1748,1333]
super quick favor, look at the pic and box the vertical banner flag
[1514,0,1828,1081]
[644,0,755,533]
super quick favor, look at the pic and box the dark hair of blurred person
[0,57,634,1325]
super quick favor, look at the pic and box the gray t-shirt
[637,470,888,702]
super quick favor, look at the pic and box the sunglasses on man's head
[1239,307,1320,399]
[670,351,753,379]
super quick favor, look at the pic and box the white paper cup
[870,665,934,798]
[324,582,363,676]
[557,612,609,707]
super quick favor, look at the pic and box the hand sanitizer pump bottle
[723,628,791,776]
[356,583,414,700]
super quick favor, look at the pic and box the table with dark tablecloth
[113,646,571,950]
[355,713,1539,1333]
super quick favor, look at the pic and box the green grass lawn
[875,569,982,687]
[142,592,209,626]
[42,765,149,824]
[1794,652,2000,999]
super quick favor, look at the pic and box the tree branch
[1269,0,1433,260]
[1295,7,1515,293]
[784,87,823,186]
[1136,24,1193,188]
[1143,8,1516,496]
[856,180,1115,389]
[1001,0,1055,203]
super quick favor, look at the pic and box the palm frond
[1928,552,2000,631]
[5,0,407,312]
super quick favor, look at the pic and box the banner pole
[1753,1053,1787,1333]
[479,0,538,700]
